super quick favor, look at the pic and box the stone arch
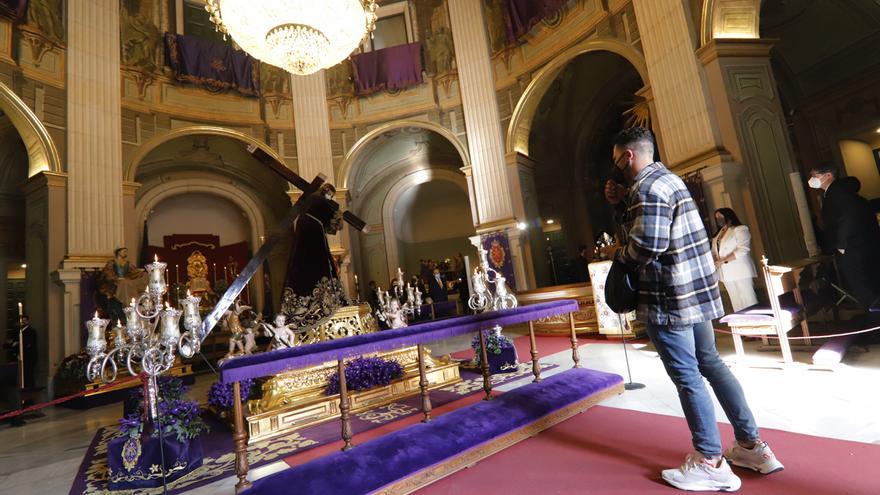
[506,38,650,157]
[700,0,761,47]
[134,177,268,311]
[380,168,469,279]
[124,125,284,182]
[339,119,471,190]
[0,81,61,177]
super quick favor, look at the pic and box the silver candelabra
[468,245,518,313]
[375,269,422,328]
[84,256,202,419]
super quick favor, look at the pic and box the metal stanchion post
[617,313,645,391]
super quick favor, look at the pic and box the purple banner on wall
[351,42,424,96]
[481,231,517,291]
[164,33,260,96]
[0,0,27,24]
[504,0,567,42]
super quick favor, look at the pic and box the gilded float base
[516,283,599,335]
[82,363,193,397]
[245,350,460,444]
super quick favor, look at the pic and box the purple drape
[164,33,260,96]
[504,0,567,41]
[0,0,26,24]
[351,42,423,96]
[481,231,517,290]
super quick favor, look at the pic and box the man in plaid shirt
[604,127,783,492]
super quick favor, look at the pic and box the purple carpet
[68,364,557,495]
[243,368,623,495]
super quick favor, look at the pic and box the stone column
[289,71,347,256]
[65,0,124,262]
[698,39,808,262]
[0,257,7,364]
[122,182,141,259]
[27,172,68,393]
[447,0,514,226]
[449,0,533,288]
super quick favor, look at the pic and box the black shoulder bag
[605,258,638,314]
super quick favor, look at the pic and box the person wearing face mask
[808,163,880,313]
[603,127,782,492]
[427,267,449,303]
[711,208,757,312]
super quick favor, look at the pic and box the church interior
[1,1,879,494]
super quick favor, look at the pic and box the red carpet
[415,405,880,495]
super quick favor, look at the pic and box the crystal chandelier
[204,0,378,75]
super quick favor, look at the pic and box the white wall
[147,192,251,246]
[839,139,880,199]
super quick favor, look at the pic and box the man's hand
[604,180,626,205]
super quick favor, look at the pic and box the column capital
[24,170,67,195]
[697,38,776,66]
[122,181,142,196]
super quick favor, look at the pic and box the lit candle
[212,262,217,282]
[147,257,167,295]
[377,286,385,305]
[160,301,182,344]
[224,266,228,282]
[124,299,145,341]
[175,264,180,285]
[113,319,126,347]
[180,290,201,333]
[85,311,109,356]
[17,301,22,319]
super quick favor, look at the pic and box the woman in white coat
[712,208,758,311]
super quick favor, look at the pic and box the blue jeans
[646,320,759,457]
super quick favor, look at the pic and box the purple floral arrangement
[471,330,515,365]
[207,378,255,411]
[325,356,404,396]
[118,378,208,443]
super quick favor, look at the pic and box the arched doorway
[343,123,474,299]
[0,81,63,389]
[510,49,649,287]
[130,131,290,314]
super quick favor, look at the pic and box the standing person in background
[712,208,758,311]
[428,268,448,302]
[603,127,782,492]
[809,163,880,312]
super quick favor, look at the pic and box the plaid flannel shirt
[616,162,723,326]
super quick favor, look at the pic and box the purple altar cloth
[242,368,622,495]
[219,300,577,384]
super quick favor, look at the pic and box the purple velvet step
[243,367,623,495]
[719,302,802,326]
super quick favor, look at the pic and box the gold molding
[0,81,62,177]
[373,380,624,495]
[475,217,518,234]
[697,38,775,66]
[506,37,649,157]
[700,0,761,47]
[121,181,142,196]
[124,125,283,182]
[24,170,67,194]
[668,146,733,174]
[338,119,471,189]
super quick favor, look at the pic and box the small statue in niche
[260,314,297,350]
[223,301,256,358]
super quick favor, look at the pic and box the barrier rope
[713,325,880,341]
[0,373,143,422]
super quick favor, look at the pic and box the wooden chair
[720,256,819,364]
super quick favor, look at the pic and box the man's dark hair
[811,162,840,178]
[612,127,655,155]
[114,247,126,257]
[20,314,29,320]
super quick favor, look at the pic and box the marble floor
[1,330,878,495]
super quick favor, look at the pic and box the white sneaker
[724,441,784,474]
[661,452,742,492]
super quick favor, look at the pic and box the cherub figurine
[384,298,409,329]
[261,313,296,349]
[493,275,518,310]
[224,301,255,358]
